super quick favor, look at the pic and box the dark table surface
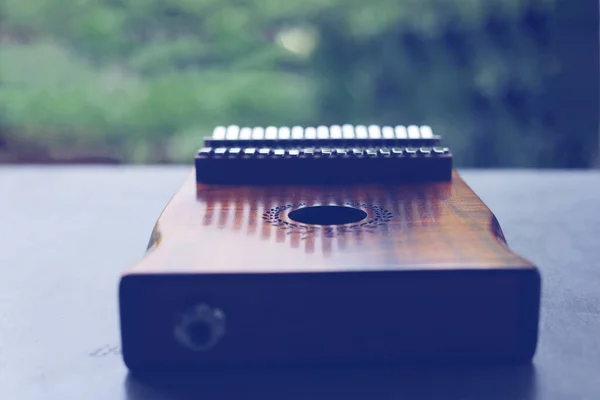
[1,166,599,400]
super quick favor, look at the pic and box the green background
[0,0,597,167]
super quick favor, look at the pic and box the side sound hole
[288,206,367,226]
[186,321,212,348]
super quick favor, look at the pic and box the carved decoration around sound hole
[261,203,393,239]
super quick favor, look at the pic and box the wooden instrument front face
[125,171,531,276]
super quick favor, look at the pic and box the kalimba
[119,124,541,371]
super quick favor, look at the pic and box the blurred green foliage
[0,0,596,166]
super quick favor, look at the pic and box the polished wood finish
[125,171,530,274]
[120,170,540,370]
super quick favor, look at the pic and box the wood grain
[125,170,533,275]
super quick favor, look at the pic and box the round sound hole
[186,321,212,348]
[288,205,367,225]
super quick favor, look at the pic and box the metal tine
[330,125,342,139]
[213,126,227,140]
[291,126,304,140]
[226,125,239,140]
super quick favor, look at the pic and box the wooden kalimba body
[119,125,541,371]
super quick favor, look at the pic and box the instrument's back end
[119,124,540,371]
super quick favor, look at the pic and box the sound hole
[186,321,212,347]
[288,206,367,225]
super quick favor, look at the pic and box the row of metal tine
[198,146,450,158]
[211,125,436,141]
